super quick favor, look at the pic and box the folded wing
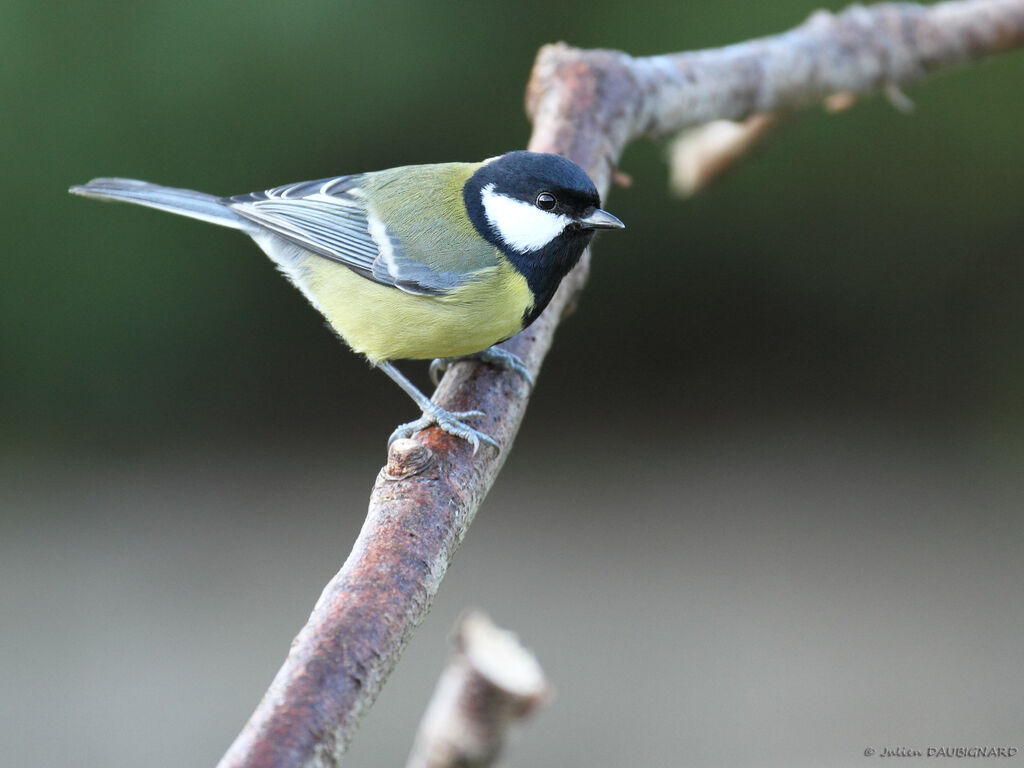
[226,176,468,296]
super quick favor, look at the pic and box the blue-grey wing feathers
[227,177,461,296]
[227,176,382,282]
[70,175,472,297]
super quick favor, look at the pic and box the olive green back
[363,162,498,275]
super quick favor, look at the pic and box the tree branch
[214,2,1024,767]
[404,612,549,768]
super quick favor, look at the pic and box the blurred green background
[3,1,1023,767]
[5,0,1024,452]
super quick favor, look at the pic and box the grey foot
[429,347,534,387]
[388,405,499,455]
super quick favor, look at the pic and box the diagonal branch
[214,2,1024,767]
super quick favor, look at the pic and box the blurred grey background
[2,0,1022,766]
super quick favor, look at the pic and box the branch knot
[386,439,435,479]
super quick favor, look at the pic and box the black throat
[506,228,594,326]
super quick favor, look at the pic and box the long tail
[69,177,250,231]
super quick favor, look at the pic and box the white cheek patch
[481,183,571,253]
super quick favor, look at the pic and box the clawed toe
[480,348,534,387]
[428,357,450,387]
[388,406,499,454]
[388,416,432,448]
[377,360,503,454]
[429,348,534,388]
[449,409,486,420]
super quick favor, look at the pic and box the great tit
[70,151,624,451]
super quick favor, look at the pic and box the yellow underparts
[268,240,533,363]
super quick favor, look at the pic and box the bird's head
[464,151,624,323]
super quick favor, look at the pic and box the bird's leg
[376,361,499,454]
[429,346,534,388]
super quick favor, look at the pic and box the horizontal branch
[215,3,1024,767]
[607,0,1024,140]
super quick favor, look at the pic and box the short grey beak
[578,208,625,230]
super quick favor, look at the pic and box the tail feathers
[69,177,250,231]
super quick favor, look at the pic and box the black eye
[535,192,556,211]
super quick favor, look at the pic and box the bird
[69,151,624,452]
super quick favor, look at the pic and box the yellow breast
[261,235,534,363]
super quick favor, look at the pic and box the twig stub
[405,612,550,768]
[387,439,435,479]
